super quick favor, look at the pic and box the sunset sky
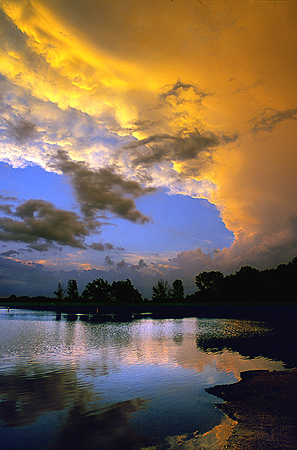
[0,0,297,297]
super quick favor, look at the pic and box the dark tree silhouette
[54,282,66,301]
[152,279,171,302]
[170,279,184,302]
[224,266,260,298]
[67,279,79,302]
[111,279,143,303]
[81,278,112,302]
[195,271,224,294]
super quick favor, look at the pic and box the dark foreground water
[0,308,295,450]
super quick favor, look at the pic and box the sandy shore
[206,369,297,449]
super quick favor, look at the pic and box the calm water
[0,308,294,450]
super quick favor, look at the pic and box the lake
[0,308,294,450]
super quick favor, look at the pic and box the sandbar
[206,369,297,449]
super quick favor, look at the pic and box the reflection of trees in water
[173,333,183,346]
[196,321,297,368]
[56,398,147,450]
[0,364,82,427]
[0,362,148,450]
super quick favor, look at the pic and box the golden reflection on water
[0,313,291,449]
[142,416,237,450]
[173,337,284,381]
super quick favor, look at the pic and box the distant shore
[207,369,297,449]
[1,300,297,322]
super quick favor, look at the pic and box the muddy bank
[206,369,297,449]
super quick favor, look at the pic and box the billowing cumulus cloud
[0,0,297,295]
[0,72,127,170]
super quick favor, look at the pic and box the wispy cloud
[250,107,297,133]
[89,243,122,252]
[159,80,209,107]
[125,130,237,167]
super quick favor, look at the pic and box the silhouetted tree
[152,279,171,302]
[170,279,184,302]
[224,266,261,301]
[195,271,224,294]
[235,266,260,282]
[67,279,79,302]
[81,278,112,302]
[111,279,143,303]
[54,282,66,301]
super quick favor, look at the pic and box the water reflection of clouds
[56,397,147,450]
[0,316,289,449]
[46,318,286,382]
[0,362,148,450]
[174,339,284,380]
[79,319,284,381]
[0,362,92,427]
[0,317,286,379]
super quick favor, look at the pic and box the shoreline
[1,301,297,322]
[206,369,297,449]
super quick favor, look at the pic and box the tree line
[191,256,297,303]
[54,277,184,303]
[53,256,297,304]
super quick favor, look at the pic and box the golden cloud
[1,0,297,270]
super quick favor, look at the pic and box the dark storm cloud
[0,199,89,249]
[117,259,127,268]
[0,195,17,215]
[250,107,297,133]
[89,242,115,251]
[0,204,13,214]
[8,119,37,142]
[131,259,148,270]
[121,79,238,175]
[0,256,51,286]
[125,130,237,166]
[105,255,114,266]
[0,256,53,296]
[28,242,53,252]
[0,194,17,201]
[159,80,209,106]
[52,150,155,224]
[0,249,19,256]
[128,119,157,133]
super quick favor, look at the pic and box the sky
[0,0,297,298]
